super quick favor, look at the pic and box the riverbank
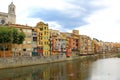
[0,53,117,69]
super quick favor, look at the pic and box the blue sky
[28,0,102,30]
[0,0,120,42]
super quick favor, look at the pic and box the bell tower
[8,2,16,24]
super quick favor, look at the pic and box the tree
[17,32,25,44]
[11,28,26,56]
[0,26,25,57]
[12,28,19,44]
[0,26,12,57]
[17,32,26,56]
[0,26,12,43]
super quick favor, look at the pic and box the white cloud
[47,21,63,30]
[0,0,10,12]
[47,21,71,32]
[1,0,120,42]
[0,0,82,26]
[76,0,120,42]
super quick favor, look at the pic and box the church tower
[8,2,16,24]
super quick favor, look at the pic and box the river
[0,57,119,80]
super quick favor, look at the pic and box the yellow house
[35,22,50,57]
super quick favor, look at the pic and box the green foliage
[0,26,12,43]
[0,26,25,44]
[12,28,19,44]
[117,53,120,58]
[17,32,26,44]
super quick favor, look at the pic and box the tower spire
[11,0,13,4]
[8,1,16,24]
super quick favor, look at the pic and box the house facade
[35,22,50,57]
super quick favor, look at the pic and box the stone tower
[0,2,16,25]
[8,2,16,24]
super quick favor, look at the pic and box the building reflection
[0,59,94,80]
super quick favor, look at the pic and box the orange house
[0,44,12,57]
[66,46,72,57]
[52,37,59,55]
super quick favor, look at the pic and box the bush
[117,53,120,58]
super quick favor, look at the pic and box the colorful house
[35,22,50,57]
[49,29,60,55]
[79,35,88,55]
[32,28,38,56]
[66,45,72,57]
[71,30,80,56]
[0,44,12,57]
[51,30,67,56]
[93,38,100,54]
[87,37,94,55]
[9,24,33,56]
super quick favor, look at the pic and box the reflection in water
[89,58,120,80]
[0,58,95,80]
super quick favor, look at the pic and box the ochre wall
[0,50,12,57]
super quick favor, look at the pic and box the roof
[36,21,48,27]
[9,24,32,29]
[0,12,8,17]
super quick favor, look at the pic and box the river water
[0,57,120,80]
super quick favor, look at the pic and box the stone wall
[0,53,117,69]
[0,54,67,69]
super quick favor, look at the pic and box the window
[23,48,26,51]
[40,28,43,31]
[44,36,46,39]
[41,37,42,40]
[33,37,37,41]
[32,32,37,36]
[45,42,46,45]
[44,27,46,30]
[44,31,46,35]
[0,46,9,51]
[47,42,48,45]
[39,42,43,45]
[0,46,3,51]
